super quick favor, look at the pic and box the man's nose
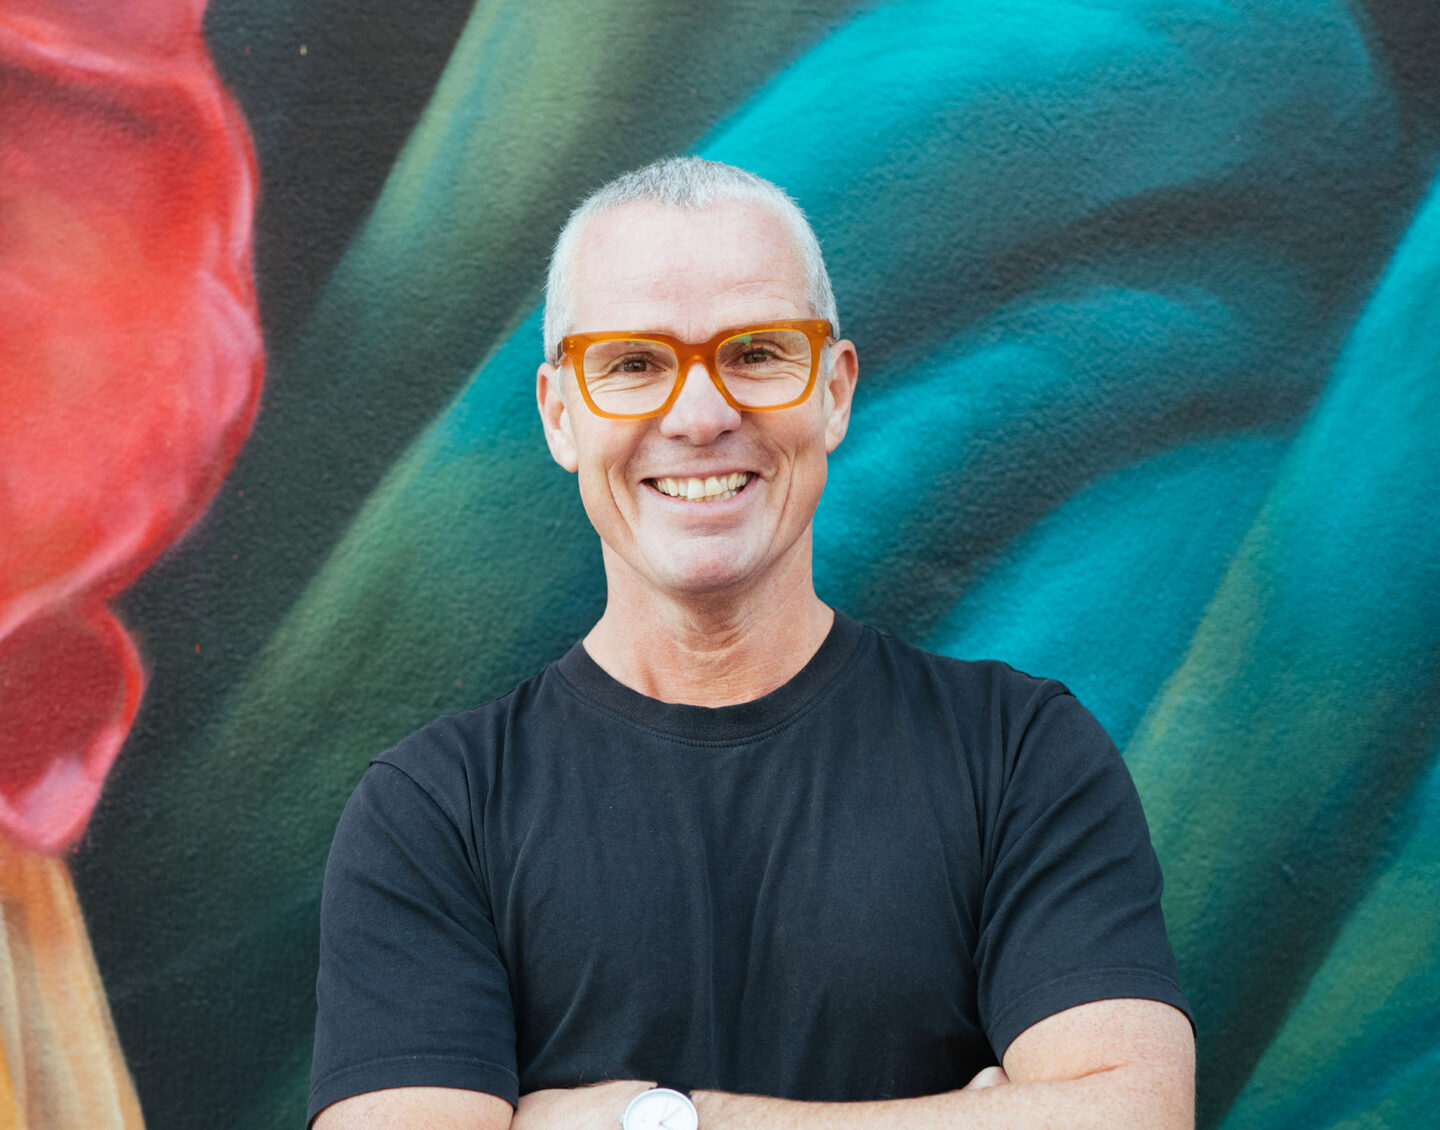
[658,359,742,443]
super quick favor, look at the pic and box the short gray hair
[542,157,838,362]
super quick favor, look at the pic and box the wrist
[691,1089,765,1127]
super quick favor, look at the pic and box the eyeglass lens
[580,329,812,415]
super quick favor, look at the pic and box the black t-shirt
[308,613,1190,1123]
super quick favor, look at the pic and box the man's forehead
[568,199,809,333]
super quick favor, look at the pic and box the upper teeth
[652,472,752,501]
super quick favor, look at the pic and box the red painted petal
[0,2,263,637]
[0,605,143,853]
[1,1,208,56]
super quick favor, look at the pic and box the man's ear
[821,340,859,453]
[537,362,579,472]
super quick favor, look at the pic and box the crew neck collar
[553,609,866,744]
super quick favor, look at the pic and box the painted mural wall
[2,0,1437,1126]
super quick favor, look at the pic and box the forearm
[518,1059,1192,1128]
[514,1001,1194,1130]
[517,1064,1190,1130]
[695,1067,1191,1130]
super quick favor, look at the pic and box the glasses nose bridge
[660,336,742,425]
[673,338,727,399]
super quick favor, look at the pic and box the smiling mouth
[647,472,754,502]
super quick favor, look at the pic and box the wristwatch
[621,1085,698,1130]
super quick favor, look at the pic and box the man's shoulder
[857,618,1073,715]
[365,657,566,804]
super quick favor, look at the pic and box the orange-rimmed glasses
[559,319,833,420]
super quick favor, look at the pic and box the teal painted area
[812,264,1318,638]
[64,2,1440,1127]
[924,432,1287,748]
[700,0,1396,364]
[1127,170,1440,1123]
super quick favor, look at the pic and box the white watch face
[622,1087,698,1130]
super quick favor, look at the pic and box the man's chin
[632,540,761,600]
[652,562,756,600]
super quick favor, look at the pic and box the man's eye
[616,357,652,372]
[738,348,778,364]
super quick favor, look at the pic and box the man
[309,158,1195,1129]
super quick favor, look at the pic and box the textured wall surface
[1,1,1436,1127]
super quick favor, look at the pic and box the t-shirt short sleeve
[974,687,1192,1058]
[307,760,518,1126]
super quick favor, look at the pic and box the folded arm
[314,995,1192,1130]
[507,997,1194,1130]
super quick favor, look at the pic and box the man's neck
[582,566,835,708]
